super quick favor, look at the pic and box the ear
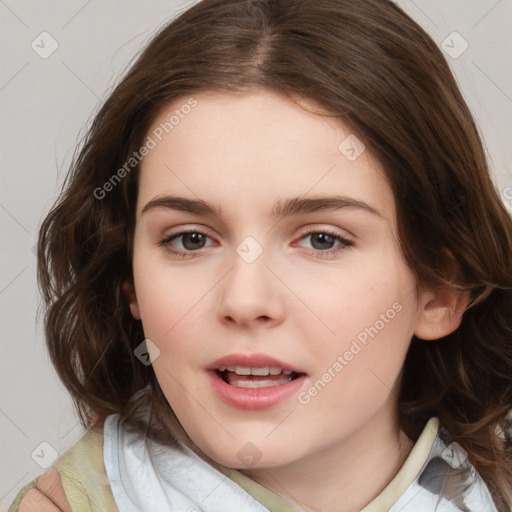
[122,282,141,320]
[414,285,471,341]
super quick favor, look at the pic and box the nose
[217,246,286,329]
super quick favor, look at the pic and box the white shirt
[103,414,497,511]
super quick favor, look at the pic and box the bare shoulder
[17,469,70,512]
[9,426,116,512]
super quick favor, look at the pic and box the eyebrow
[141,194,383,219]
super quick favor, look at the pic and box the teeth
[230,376,293,388]
[233,366,251,375]
[217,365,294,376]
[252,366,270,376]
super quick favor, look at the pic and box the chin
[198,440,299,471]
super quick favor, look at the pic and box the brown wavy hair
[38,0,512,508]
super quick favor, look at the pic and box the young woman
[11,0,512,510]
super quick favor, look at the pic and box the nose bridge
[218,235,284,325]
[227,236,269,299]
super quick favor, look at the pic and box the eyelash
[159,228,353,259]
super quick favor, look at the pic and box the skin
[128,90,468,511]
[19,469,70,512]
[21,89,468,512]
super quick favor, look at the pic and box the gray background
[1,0,511,508]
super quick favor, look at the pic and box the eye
[159,229,214,258]
[159,228,353,259]
[297,229,353,258]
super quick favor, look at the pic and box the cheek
[289,255,416,344]
[293,254,418,398]
[131,257,222,400]
[132,247,212,338]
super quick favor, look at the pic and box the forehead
[137,90,394,222]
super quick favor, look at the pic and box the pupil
[311,233,334,250]
[183,232,205,250]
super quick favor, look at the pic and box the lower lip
[208,371,307,410]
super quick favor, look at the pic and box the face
[130,90,428,469]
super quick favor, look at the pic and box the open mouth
[216,366,302,388]
[208,359,308,409]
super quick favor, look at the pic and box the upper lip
[206,353,306,374]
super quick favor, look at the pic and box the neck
[241,403,414,512]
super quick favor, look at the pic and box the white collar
[103,414,497,512]
[103,413,271,511]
